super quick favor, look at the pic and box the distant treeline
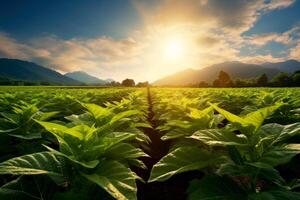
[0,76,150,87]
[109,71,300,88]
[156,70,300,88]
[0,77,55,86]
[194,70,300,88]
[0,77,101,86]
[1,70,300,87]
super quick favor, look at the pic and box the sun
[163,37,185,60]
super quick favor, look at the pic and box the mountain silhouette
[65,71,111,85]
[153,60,300,86]
[0,58,81,85]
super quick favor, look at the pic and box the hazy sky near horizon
[1,0,300,82]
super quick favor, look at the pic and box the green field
[0,87,300,200]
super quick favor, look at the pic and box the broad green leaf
[210,103,282,133]
[38,111,59,121]
[1,175,64,200]
[210,103,248,127]
[227,146,244,165]
[258,168,285,185]
[149,146,226,182]
[244,102,283,132]
[133,122,152,129]
[7,132,41,140]
[35,120,75,155]
[190,129,248,146]
[251,146,300,168]
[0,127,18,133]
[64,113,90,125]
[81,103,113,123]
[36,120,83,140]
[0,112,18,125]
[44,145,99,169]
[0,152,62,176]
[104,143,148,168]
[158,120,191,131]
[109,110,141,125]
[187,175,245,200]
[248,190,300,200]
[188,106,214,119]
[67,124,97,142]
[81,160,138,200]
[0,188,37,200]
[218,163,284,185]
[89,132,136,155]
[161,130,189,140]
[258,123,300,145]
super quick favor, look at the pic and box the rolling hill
[153,60,300,86]
[0,58,81,85]
[262,60,300,73]
[65,71,111,85]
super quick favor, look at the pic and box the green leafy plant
[150,103,300,199]
[0,101,58,139]
[1,87,300,199]
[0,89,149,200]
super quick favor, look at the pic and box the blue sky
[0,0,141,40]
[245,0,300,35]
[0,0,300,81]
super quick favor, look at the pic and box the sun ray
[163,37,184,60]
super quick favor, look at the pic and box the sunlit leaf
[190,129,248,146]
[0,152,62,176]
[81,160,138,200]
[149,146,226,182]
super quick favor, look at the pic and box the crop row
[149,88,300,199]
[0,88,149,200]
[0,87,300,200]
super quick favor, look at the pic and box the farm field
[0,87,300,200]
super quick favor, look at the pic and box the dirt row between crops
[135,87,202,200]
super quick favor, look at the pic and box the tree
[235,79,247,87]
[136,81,149,87]
[40,81,51,86]
[271,72,290,87]
[219,70,230,83]
[198,81,209,87]
[212,79,220,87]
[105,81,121,87]
[213,70,233,87]
[291,71,300,86]
[121,78,135,87]
[0,77,11,85]
[256,73,268,86]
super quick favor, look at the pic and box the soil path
[136,87,202,200]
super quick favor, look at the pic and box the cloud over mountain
[0,0,299,82]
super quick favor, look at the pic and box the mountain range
[0,58,81,85]
[1,58,300,86]
[261,60,300,72]
[0,58,111,85]
[153,60,300,86]
[65,71,113,85]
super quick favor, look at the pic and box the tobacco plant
[150,103,300,199]
[0,90,148,200]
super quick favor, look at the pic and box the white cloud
[0,0,298,82]
[289,40,300,60]
[239,54,286,64]
[0,33,145,80]
[0,32,50,59]
[262,0,295,10]
[243,26,299,46]
[132,0,299,75]
[135,0,295,34]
